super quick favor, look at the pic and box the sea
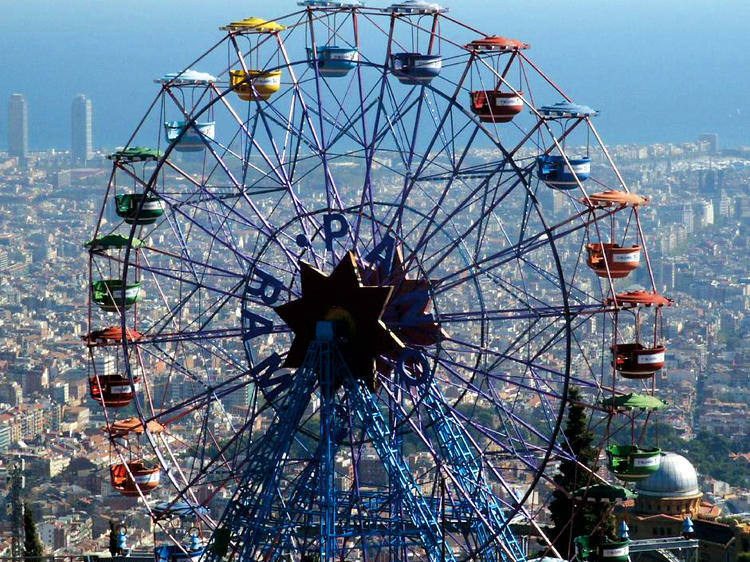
[1,0,749,151]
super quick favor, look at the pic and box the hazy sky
[2,0,749,150]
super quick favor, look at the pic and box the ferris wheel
[84,1,671,561]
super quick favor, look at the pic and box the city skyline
[0,2,748,559]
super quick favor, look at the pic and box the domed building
[633,452,703,517]
[626,452,749,562]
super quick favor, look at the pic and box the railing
[0,555,155,562]
[629,538,700,551]
[629,537,700,562]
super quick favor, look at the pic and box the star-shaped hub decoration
[362,247,446,349]
[274,252,404,391]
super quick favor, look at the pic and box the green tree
[23,502,44,560]
[108,520,118,557]
[548,388,614,558]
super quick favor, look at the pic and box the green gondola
[115,193,165,225]
[92,280,143,312]
[606,445,662,481]
[575,535,630,562]
[107,146,163,162]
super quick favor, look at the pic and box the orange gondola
[586,243,641,278]
[84,326,143,346]
[110,461,161,497]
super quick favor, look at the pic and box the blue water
[1,0,749,151]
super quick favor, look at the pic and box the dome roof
[635,452,701,498]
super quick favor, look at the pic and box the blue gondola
[307,46,359,77]
[154,527,205,562]
[154,545,205,562]
[164,121,215,152]
[536,154,591,189]
[151,501,210,519]
[538,101,598,119]
[391,53,442,85]
[156,69,217,86]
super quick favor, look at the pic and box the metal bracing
[629,537,700,562]
[202,344,320,562]
[345,374,458,562]
[422,382,527,562]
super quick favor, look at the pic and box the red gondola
[466,35,528,125]
[612,343,666,378]
[470,90,524,123]
[89,374,141,408]
[608,291,671,379]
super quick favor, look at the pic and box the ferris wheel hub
[274,251,403,390]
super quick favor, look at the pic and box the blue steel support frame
[318,338,337,561]
[345,375,458,562]
[202,344,318,562]
[421,382,527,562]
[205,326,463,562]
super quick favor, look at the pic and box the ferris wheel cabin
[115,193,165,225]
[388,2,445,85]
[107,146,162,163]
[536,154,592,189]
[110,461,161,496]
[612,343,666,378]
[307,46,359,77]
[575,534,631,562]
[391,53,442,85]
[536,101,598,189]
[164,121,216,152]
[606,444,662,481]
[222,17,285,101]
[230,70,282,101]
[586,242,641,278]
[89,373,141,408]
[470,90,524,123]
[466,36,528,124]
[154,542,205,562]
[91,279,143,312]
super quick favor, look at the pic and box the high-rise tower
[71,94,93,164]
[8,94,29,160]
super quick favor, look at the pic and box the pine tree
[108,520,118,557]
[548,388,614,558]
[23,502,44,560]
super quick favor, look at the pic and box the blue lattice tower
[202,344,320,562]
[422,383,527,562]
[204,322,460,562]
[344,375,457,562]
